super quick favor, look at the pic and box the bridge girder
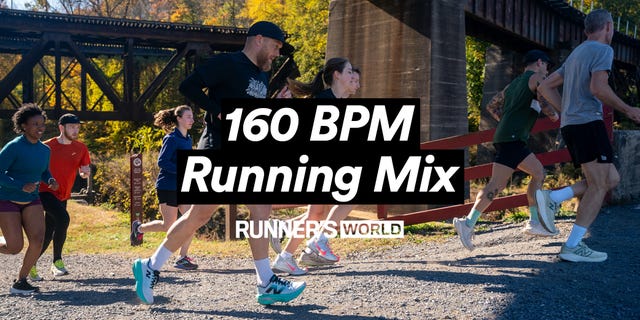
[0,8,246,121]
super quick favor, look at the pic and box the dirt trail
[1,205,639,319]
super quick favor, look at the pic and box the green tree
[574,0,640,36]
[169,0,203,24]
[243,0,328,82]
[466,36,489,132]
[203,0,250,27]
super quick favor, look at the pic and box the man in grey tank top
[538,9,640,262]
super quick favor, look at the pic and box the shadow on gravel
[53,275,194,286]
[190,268,255,275]
[492,206,640,320]
[28,276,197,306]
[31,288,136,306]
[326,206,640,319]
[152,304,386,319]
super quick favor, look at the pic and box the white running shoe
[29,266,43,281]
[51,259,69,276]
[306,233,339,262]
[559,241,607,262]
[272,254,308,276]
[268,219,284,254]
[453,217,475,251]
[536,189,559,234]
[256,274,306,305]
[132,258,159,304]
[522,220,559,236]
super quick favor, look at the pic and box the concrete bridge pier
[477,45,519,164]
[326,0,468,213]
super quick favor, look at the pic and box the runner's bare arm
[538,71,563,113]
[486,85,508,121]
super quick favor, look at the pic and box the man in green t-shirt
[453,50,562,251]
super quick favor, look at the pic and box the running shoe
[130,220,143,246]
[559,241,607,262]
[29,266,43,281]
[536,189,559,234]
[174,256,198,270]
[268,219,284,254]
[272,254,308,275]
[453,217,475,251]
[132,258,159,304]
[522,220,559,236]
[298,248,336,266]
[256,274,306,305]
[306,233,339,262]
[10,278,39,295]
[51,259,69,276]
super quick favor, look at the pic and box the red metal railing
[377,106,614,225]
[226,108,614,238]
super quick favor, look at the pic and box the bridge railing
[376,106,613,225]
[565,0,639,39]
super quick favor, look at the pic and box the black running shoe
[174,256,198,270]
[10,278,39,294]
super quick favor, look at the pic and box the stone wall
[611,130,640,204]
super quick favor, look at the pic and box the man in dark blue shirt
[132,21,306,306]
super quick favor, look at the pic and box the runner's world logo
[340,220,404,238]
[236,220,404,239]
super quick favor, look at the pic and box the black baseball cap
[247,21,294,55]
[58,113,82,125]
[524,49,553,66]
[248,21,285,42]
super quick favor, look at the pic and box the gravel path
[1,205,639,320]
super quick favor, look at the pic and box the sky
[6,0,30,10]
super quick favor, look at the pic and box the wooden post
[130,153,144,245]
[225,204,238,241]
[377,205,388,219]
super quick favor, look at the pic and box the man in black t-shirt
[132,21,306,306]
[179,46,271,149]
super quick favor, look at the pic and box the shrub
[92,151,161,221]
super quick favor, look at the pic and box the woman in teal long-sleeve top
[0,104,59,295]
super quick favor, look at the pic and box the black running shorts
[493,141,532,170]
[561,120,613,167]
[156,189,178,207]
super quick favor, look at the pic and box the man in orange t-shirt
[31,113,91,280]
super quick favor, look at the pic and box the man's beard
[256,50,272,72]
[63,131,77,141]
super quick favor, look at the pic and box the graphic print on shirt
[246,77,267,98]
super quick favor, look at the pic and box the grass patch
[404,221,454,236]
[63,201,254,258]
[503,209,529,224]
[2,198,578,259]
[63,202,474,258]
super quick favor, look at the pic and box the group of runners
[1,9,639,307]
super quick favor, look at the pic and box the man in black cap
[31,113,91,280]
[133,21,305,306]
[453,49,566,251]
[180,20,288,150]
